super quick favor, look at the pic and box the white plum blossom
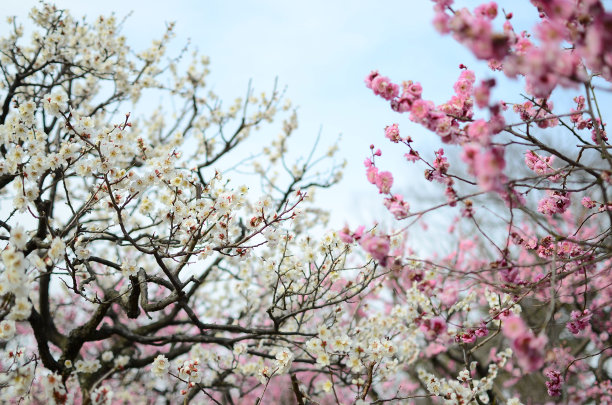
[151,355,169,377]
[0,320,16,340]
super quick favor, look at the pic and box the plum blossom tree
[350,0,612,403]
[0,3,378,404]
[2,1,612,405]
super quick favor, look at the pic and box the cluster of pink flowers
[418,317,447,341]
[535,235,556,258]
[339,225,391,266]
[466,119,491,145]
[433,1,510,60]
[570,96,609,143]
[461,144,506,192]
[365,71,399,101]
[570,95,587,125]
[382,123,422,163]
[537,190,571,215]
[524,150,556,176]
[513,100,559,129]
[509,11,585,96]
[545,369,564,397]
[383,194,410,220]
[366,69,475,144]
[455,322,489,344]
[358,2,612,402]
[425,148,450,183]
[567,380,612,403]
[433,0,612,98]
[365,65,514,195]
[473,78,494,108]
[554,241,584,262]
[566,309,592,334]
[364,147,415,220]
[384,123,401,143]
[499,263,520,284]
[502,315,547,372]
[390,80,423,114]
[364,157,394,194]
[531,0,612,82]
[359,232,391,266]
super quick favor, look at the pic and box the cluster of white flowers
[0,2,355,403]
[177,358,202,385]
[273,348,294,374]
[75,359,102,374]
[120,260,138,278]
[99,351,129,369]
[42,89,68,117]
[41,372,69,405]
[90,385,113,405]
[448,290,477,315]
[0,241,32,322]
[0,349,35,400]
[418,348,514,404]
[305,322,399,377]
[484,289,522,315]
[255,347,295,384]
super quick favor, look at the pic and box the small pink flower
[512,333,547,372]
[432,11,450,34]
[406,81,423,97]
[472,146,505,191]
[467,119,491,144]
[384,123,401,143]
[338,225,354,244]
[502,315,528,340]
[410,99,433,122]
[473,80,492,108]
[566,309,591,335]
[420,317,447,340]
[375,171,394,194]
[474,2,498,19]
[353,225,365,240]
[475,322,489,337]
[582,196,597,209]
[383,194,410,219]
[453,78,473,99]
[390,96,412,113]
[459,69,476,83]
[460,331,476,343]
[404,149,420,163]
[364,70,379,88]
[366,166,379,184]
[430,317,447,334]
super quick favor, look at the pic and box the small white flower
[151,355,169,377]
[114,355,130,368]
[9,226,27,250]
[0,320,16,340]
[101,351,114,362]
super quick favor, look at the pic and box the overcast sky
[3,1,551,238]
